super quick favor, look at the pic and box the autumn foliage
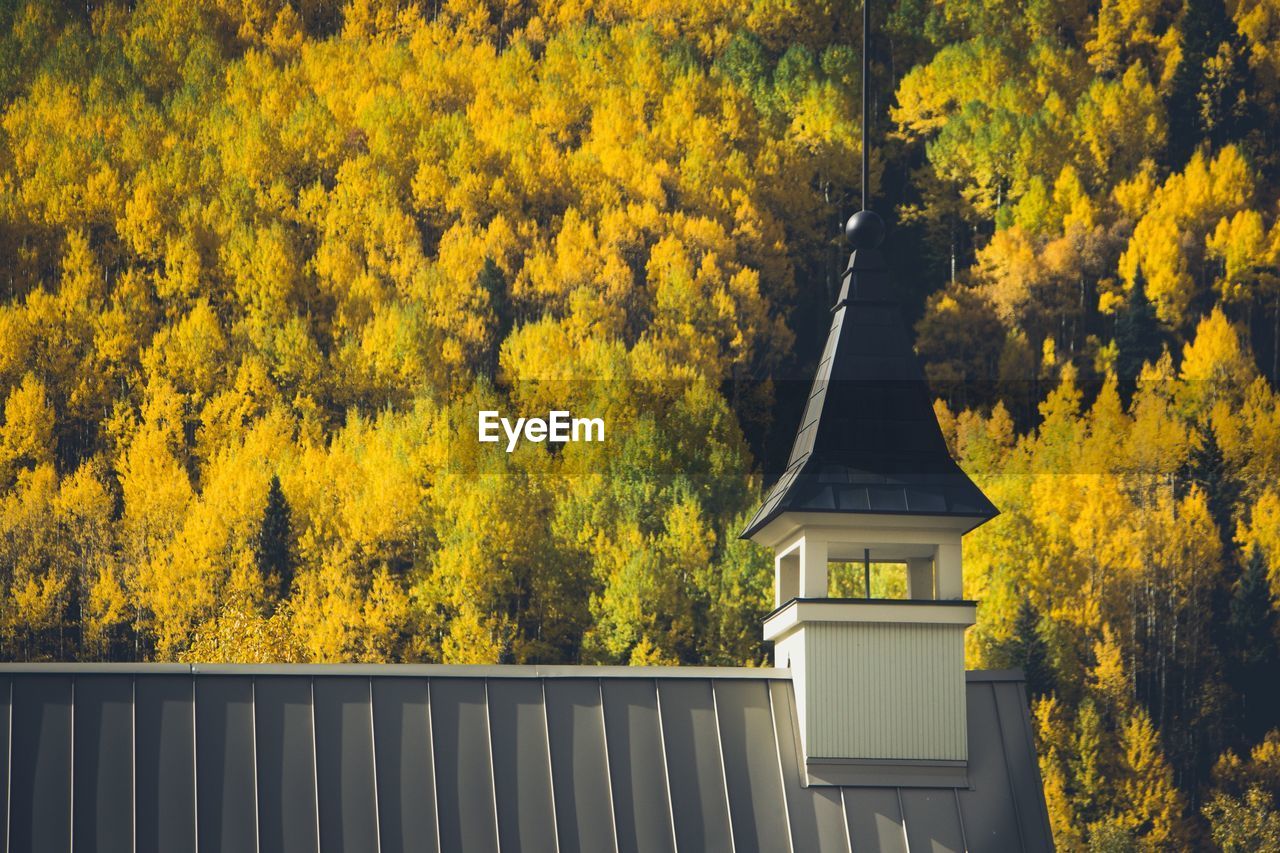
[1,0,1280,847]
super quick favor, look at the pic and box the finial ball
[845,209,885,249]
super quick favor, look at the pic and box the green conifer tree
[256,475,294,602]
[1165,0,1249,165]
[1007,597,1054,700]
[1187,426,1241,549]
[478,257,510,380]
[1115,268,1163,399]
[1227,548,1280,742]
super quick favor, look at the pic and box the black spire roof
[742,218,998,539]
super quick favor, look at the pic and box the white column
[906,558,934,600]
[799,534,828,598]
[935,542,963,599]
[775,550,800,607]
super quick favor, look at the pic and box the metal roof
[742,247,999,539]
[0,665,1052,852]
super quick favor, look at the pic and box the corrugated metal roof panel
[842,787,908,853]
[73,675,134,853]
[315,677,381,850]
[768,679,851,853]
[958,679,1026,852]
[0,666,1053,853]
[12,675,72,853]
[546,679,617,853]
[993,677,1057,850]
[370,677,438,853]
[659,678,736,853]
[195,676,258,851]
[254,677,318,853]
[0,678,9,853]
[900,788,966,853]
[601,678,677,853]
[713,679,792,853]
[135,676,197,853]
[431,678,499,853]
[489,679,557,853]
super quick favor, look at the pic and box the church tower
[743,210,999,787]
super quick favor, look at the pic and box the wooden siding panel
[805,622,967,760]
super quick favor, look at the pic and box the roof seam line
[990,682,1027,851]
[483,679,502,853]
[250,678,261,853]
[709,682,738,853]
[596,679,622,853]
[541,679,562,853]
[766,683,797,853]
[426,680,443,853]
[368,677,384,853]
[68,677,75,853]
[652,679,680,853]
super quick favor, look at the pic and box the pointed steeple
[742,212,997,540]
[743,0,999,790]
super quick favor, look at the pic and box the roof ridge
[0,662,795,679]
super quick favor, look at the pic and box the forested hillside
[1,0,1280,847]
